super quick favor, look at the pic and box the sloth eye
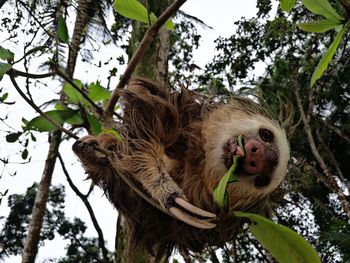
[259,128,274,142]
[255,175,271,187]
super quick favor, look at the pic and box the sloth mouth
[222,137,245,170]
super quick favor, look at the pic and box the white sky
[0,1,262,262]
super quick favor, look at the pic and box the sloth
[72,77,290,258]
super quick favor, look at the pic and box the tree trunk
[21,1,90,262]
[115,1,174,262]
[21,131,61,263]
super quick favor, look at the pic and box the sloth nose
[242,140,265,175]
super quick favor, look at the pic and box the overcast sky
[0,1,262,262]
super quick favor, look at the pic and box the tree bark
[21,131,61,263]
[114,1,174,262]
[21,1,91,262]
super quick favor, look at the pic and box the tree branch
[57,153,110,262]
[104,0,187,116]
[295,87,350,219]
[316,116,350,144]
[9,71,79,140]
[338,0,350,14]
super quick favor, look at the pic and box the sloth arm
[73,134,216,229]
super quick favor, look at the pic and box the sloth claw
[168,197,216,229]
[169,206,216,229]
[174,198,216,218]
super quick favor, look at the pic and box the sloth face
[202,102,290,208]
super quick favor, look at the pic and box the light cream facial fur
[202,103,290,209]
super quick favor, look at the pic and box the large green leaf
[57,16,69,43]
[0,46,14,61]
[235,212,321,263]
[310,23,347,87]
[88,82,111,102]
[26,109,77,132]
[0,62,11,80]
[113,0,174,30]
[279,0,296,13]
[113,0,157,25]
[301,0,344,21]
[63,80,84,105]
[297,19,341,33]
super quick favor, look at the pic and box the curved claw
[79,135,98,144]
[169,207,216,229]
[175,198,216,218]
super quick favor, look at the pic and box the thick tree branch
[9,71,79,140]
[104,0,187,116]
[57,153,110,262]
[295,87,350,219]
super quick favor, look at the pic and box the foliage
[0,184,65,258]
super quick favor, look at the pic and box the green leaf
[65,111,84,125]
[26,109,77,132]
[165,19,175,30]
[234,212,321,263]
[57,16,69,43]
[1,92,9,102]
[301,0,344,21]
[213,155,239,208]
[113,0,157,25]
[87,113,102,136]
[102,129,123,141]
[0,46,14,61]
[279,0,296,13]
[21,148,29,160]
[0,62,11,80]
[297,19,341,33]
[88,82,111,102]
[310,23,347,87]
[63,80,84,104]
[6,132,22,143]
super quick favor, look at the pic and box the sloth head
[202,99,290,209]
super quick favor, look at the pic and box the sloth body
[73,78,289,256]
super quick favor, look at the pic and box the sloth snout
[242,140,265,174]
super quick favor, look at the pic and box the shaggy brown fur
[72,78,289,259]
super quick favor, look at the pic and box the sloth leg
[130,146,216,229]
[73,134,216,229]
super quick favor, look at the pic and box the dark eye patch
[255,174,271,187]
[259,128,274,143]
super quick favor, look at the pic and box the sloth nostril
[251,147,258,153]
[250,161,257,167]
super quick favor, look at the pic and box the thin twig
[57,153,110,262]
[10,68,57,79]
[104,0,187,116]
[9,70,79,140]
[316,116,350,144]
